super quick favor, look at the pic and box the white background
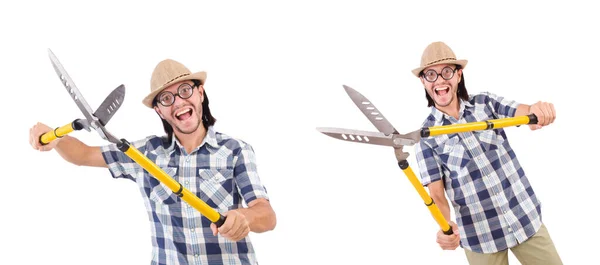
[2,1,597,264]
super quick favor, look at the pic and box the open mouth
[174,107,193,121]
[434,86,450,96]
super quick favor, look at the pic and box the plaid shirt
[101,126,269,264]
[415,92,542,253]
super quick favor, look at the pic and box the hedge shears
[42,49,226,227]
[39,83,125,145]
[317,85,538,235]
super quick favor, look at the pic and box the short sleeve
[232,143,269,204]
[415,140,444,186]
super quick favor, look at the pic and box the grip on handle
[214,214,227,227]
[39,119,84,145]
[527,114,538,125]
[39,127,64,145]
[443,227,454,235]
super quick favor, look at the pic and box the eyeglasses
[421,67,458,83]
[156,83,196,107]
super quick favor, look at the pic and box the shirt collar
[169,126,220,154]
[429,99,473,123]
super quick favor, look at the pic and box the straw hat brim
[142,71,207,108]
[412,59,468,77]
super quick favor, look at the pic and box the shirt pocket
[198,167,235,211]
[474,130,504,152]
[147,167,181,205]
[435,136,467,173]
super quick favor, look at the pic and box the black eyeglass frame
[421,66,459,83]
[155,83,198,107]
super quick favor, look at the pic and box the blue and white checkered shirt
[101,126,269,264]
[415,92,542,254]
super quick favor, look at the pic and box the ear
[457,69,463,83]
[420,76,426,87]
[154,106,165,119]
[198,85,205,103]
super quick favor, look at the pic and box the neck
[174,125,207,154]
[436,99,460,120]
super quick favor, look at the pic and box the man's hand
[529,101,556,130]
[436,221,460,250]
[29,122,60,151]
[210,210,250,242]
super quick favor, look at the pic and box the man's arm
[514,101,556,130]
[514,103,531,118]
[30,122,107,168]
[55,136,107,167]
[236,198,276,233]
[428,180,450,221]
[210,199,276,241]
[428,180,460,250]
[484,92,556,129]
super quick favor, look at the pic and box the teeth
[435,87,449,91]
[176,108,191,117]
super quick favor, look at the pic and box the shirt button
[195,254,199,258]
[185,181,189,185]
[508,227,512,232]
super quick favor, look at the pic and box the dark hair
[153,79,216,144]
[423,65,469,107]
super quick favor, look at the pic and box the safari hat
[412,41,468,77]
[142,59,207,108]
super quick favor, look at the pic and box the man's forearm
[428,180,452,222]
[55,136,106,168]
[236,198,276,233]
[437,198,451,222]
[515,103,531,117]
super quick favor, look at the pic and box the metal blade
[48,49,99,126]
[47,49,120,143]
[343,85,398,135]
[94,84,125,126]
[316,127,416,147]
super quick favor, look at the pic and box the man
[412,41,561,265]
[29,58,276,265]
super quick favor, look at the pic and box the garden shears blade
[94,84,125,127]
[316,127,418,147]
[39,50,125,145]
[316,85,421,160]
[44,48,121,144]
[343,85,400,136]
[48,49,99,129]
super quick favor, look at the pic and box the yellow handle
[119,140,225,225]
[399,161,452,234]
[422,114,537,137]
[39,122,76,145]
